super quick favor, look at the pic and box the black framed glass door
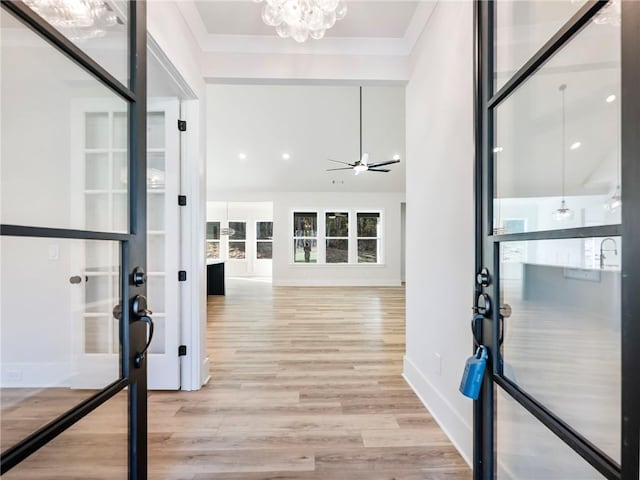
[474,1,640,479]
[0,1,148,477]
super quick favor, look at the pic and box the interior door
[474,1,640,480]
[0,1,149,477]
[69,98,181,390]
[146,98,181,390]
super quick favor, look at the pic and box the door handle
[132,295,154,368]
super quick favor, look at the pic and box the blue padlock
[459,346,488,400]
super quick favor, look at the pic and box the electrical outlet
[5,368,22,382]
[434,353,442,376]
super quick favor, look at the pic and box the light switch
[48,244,59,261]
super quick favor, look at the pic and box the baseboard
[1,362,72,388]
[200,356,211,387]
[273,278,402,287]
[403,355,472,466]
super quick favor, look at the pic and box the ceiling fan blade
[328,158,355,166]
[367,168,391,172]
[367,159,401,168]
[326,167,354,171]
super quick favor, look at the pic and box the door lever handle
[132,295,154,368]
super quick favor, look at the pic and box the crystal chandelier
[254,0,348,43]
[24,0,119,42]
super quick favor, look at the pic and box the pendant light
[553,84,575,222]
[604,93,622,212]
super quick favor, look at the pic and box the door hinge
[178,345,187,356]
[178,120,187,132]
[178,270,187,282]
[178,195,187,206]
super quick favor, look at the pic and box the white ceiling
[194,1,419,38]
[206,84,405,194]
[178,0,437,57]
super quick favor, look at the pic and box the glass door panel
[494,14,621,235]
[497,390,606,479]
[0,8,129,233]
[500,237,621,461]
[0,236,121,451]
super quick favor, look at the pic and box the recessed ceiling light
[606,94,616,103]
[238,153,247,160]
[493,146,504,153]
[570,142,582,150]
[393,154,401,161]
[282,153,291,160]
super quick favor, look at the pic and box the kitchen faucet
[600,237,618,269]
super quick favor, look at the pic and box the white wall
[403,0,474,465]
[209,192,404,287]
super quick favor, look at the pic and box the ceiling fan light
[604,186,622,212]
[354,164,367,174]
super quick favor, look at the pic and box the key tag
[459,346,488,400]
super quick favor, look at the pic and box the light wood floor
[2,279,470,479]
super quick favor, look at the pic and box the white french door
[70,98,181,390]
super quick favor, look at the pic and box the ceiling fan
[326,86,401,175]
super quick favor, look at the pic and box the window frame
[206,221,221,260]
[324,211,350,264]
[227,220,247,261]
[356,210,383,264]
[256,220,273,260]
[292,211,318,264]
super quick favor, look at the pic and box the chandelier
[254,0,348,43]
[24,0,119,41]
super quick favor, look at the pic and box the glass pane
[113,152,128,190]
[148,152,165,190]
[229,222,246,240]
[326,239,348,263]
[494,16,621,234]
[358,239,378,263]
[229,241,246,259]
[148,194,164,232]
[257,221,273,240]
[149,316,165,355]
[500,237,621,461]
[293,212,317,237]
[294,239,317,263]
[257,242,273,259]
[1,8,129,233]
[326,212,349,237]
[357,212,381,237]
[2,391,127,478]
[495,0,588,91]
[23,0,129,87]
[113,111,127,149]
[148,275,165,314]
[498,389,606,479]
[148,112,165,149]
[85,152,109,190]
[207,241,220,260]
[148,234,165,273]
[207,222,221,240]
[1,237,121,451]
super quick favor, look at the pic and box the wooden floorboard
[2,278,470,479]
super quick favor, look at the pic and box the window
[206,222,220,260]
[325,212,349,263]
[228,221,246,259]
[256,221,273,259]
[357,212,381,263]
[293,212,317,263]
